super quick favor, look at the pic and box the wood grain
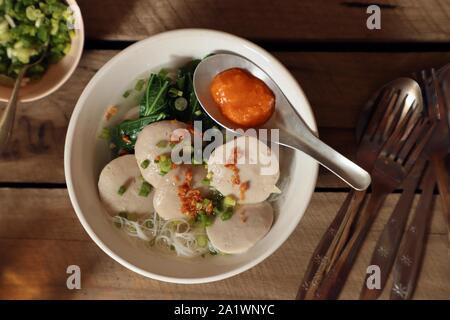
[0,189,447,300]
[77,0,450,42]
[2,50,450,185]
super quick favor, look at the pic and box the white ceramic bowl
[65,29,318,284]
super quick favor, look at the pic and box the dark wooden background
[0,0,448,299]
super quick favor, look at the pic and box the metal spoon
[193,53,371,190]
[0,44,48,153]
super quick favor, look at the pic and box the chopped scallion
[174,97,188,111]
[117,185,127,196]
[157,155,173,175]
[135,79,145,91]
[156,140,169,148]
[196,235,208,247]
[168,87,183,97]
[138,181,153,197]
[98,127,110,140]
[220,209,233,221]
[123,89,132,98]
[140,159,150,169]
[198,213,213,227]
[223,196,237,207]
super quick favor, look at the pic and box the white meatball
[153,186,184,220]
[98,154,154,216]
[135,120,190,188]
[206,202,274,254]
[153,165,209,220]
[207,136,279,204]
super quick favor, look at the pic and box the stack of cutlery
[298,66,450,300]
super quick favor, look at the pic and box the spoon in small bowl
[0,43,48,153]
[193,53,371,190]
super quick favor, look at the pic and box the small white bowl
[64,29,318,284]
[0,0,84,103]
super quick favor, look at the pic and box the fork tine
[372,90,399,140]
[396,117,428,163]
[381,104,419,157]
[383,92,412,140]
[364,87,395,138]
[404,121,436,172]
[430,69,442,122]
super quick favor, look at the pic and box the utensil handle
[282,130,371,191]
[314,192,387,299]
[430,155,450,245]
[360,159,427,300]
[297,189,366,299]
[0,69,26,153]
[390,165,436,300]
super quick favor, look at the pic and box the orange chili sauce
[210,68,275,128]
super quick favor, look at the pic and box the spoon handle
[280,130,371,190]
[0,68,26,153]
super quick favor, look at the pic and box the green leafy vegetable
[139,73,170,117]
[110,113,168,151]
[109,58,217,154]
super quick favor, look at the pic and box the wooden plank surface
[0,189,448,300]
[2,50,450,185]
[77,0,450,42]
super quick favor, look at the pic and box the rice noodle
[112,212,213,257]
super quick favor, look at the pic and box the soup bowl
[64,29,318,284]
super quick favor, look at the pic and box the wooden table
[0,0,449,300]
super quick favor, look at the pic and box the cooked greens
[0,0,74,79]
[110,114,168,152]
[109,59,216,153]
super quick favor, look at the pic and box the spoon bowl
[194,53,371,190]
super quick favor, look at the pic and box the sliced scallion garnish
[123,89,132,98]
[157,155,173,175]
[196,235,208,247]
[117,185,127,196]
[223,196,237,207]
[174,97,188,111]
[140,159,150,169]
[135,79,145,91]
[156,140,169,148]
[168,87,183,97]
[98,127,110,140]
[138,181,153,197]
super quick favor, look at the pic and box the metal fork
[359,157,427,300]
[297,80,420,299]
[388,68,445,300]
[420,68,450,245]
[314,109,436,299]
[390,162,436,300]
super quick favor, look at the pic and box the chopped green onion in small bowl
[0,0,84,102]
